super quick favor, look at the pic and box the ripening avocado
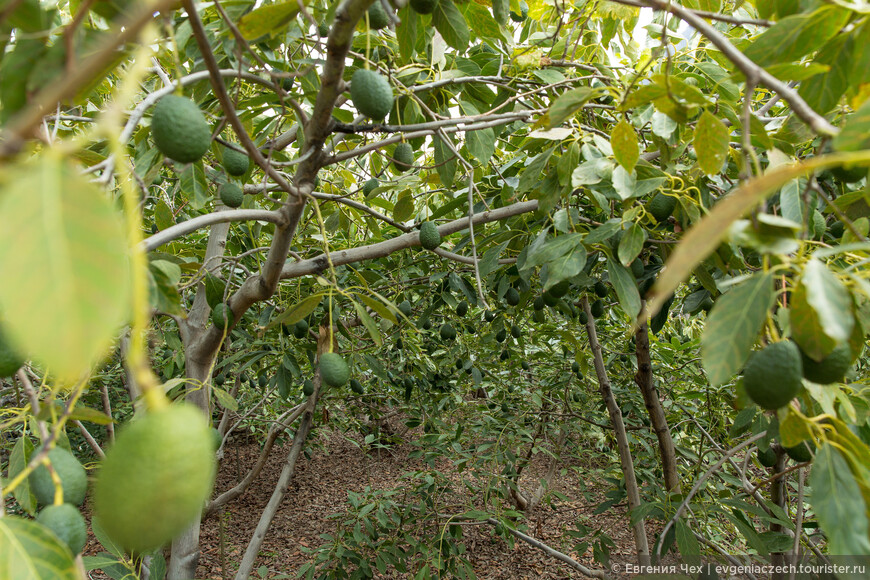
[456,301,469,316]
[590,300,605,318]
[366,0,390,29]
[150,94,211,163]
[393,143,414,172]
[510,324,521,339]
[505,288,520,306]
[350,69,393,120]
[419,221,441,250]
[363,178,379,196]
[219,182,244,208]
[495,329,507,343]
[221,145,250,177]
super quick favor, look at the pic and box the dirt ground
[79,423,644,579]
[190,428,639,579]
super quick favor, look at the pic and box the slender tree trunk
[582,297,650,566]
[633,316,680,492]
[167,221,230,580]
[770,451,788,576]
[233,321,333,580]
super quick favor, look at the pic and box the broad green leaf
[0,38,46,124]
[742,6,850,68]
[238,0,302,40]
[270,294,322,327]
[153,200,174,231]
[518,147,555,193]
[432,0,469,51]
[179,160,208,210]
[478,242,508,277]
[397,5,418,63]
[607,258,641,317]
[544,247,586,291]
[802,259,853,346]
[8,436,36,515]
[0,153,132,381]
[522,234,584,271]
[694,111,730,175]
[353,301,382,347]
[610,120,639,172]
[393,192,415,222]
[701,272,775,386]
[433,133,457,188]
[611,165,636,200]
[213,385,239,412]
[779,408,814,447]
[834,97,870,152]
[357,293,398,324]
[148,260,183,316]
[617,223,646,267]
[543,87,595,129]
[675,519,700,566]
[0,516,78,580]
[798,32,852,114]
[790,282,838,361]
[809,444,870,556]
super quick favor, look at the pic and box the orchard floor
[85,426,646,579]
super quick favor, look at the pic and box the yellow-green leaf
[0,152,132,381]
[0,516,79,580]
[694,111,730,175]
[238,1,302,40]
[611,120,639,172]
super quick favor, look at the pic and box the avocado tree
[1,0,870,579]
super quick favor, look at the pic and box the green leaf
[694,111,730,175]
[432,0,469,51]
[433,133,457,188]
[675,519,700,566]
[518,147,555,193]
[0,153,132,382]
[357,293,398,324]
[8,435,36,515]
[353,301,382,347]
[544,87,595,129]
[179,161,208,210]
[522,233,584,271]
[544,247,586,291]
[238,0,302,40]
[271,294,322,327]
[833,97,870,152]
[790,282,837,361]
[396,5,418,63]
[611,120,639,172]
[0,516,79,580]
[798,32,852,114]
[701,272,775,386]
[801,259,854,346]
[607,258,641,317]
[617,223,646,267]
[809,444,870,556]
[213,385,239,412]
[393,192,415,222]
[742,6,851,68]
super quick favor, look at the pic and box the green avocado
[419,221,441,250]
[219,182,244,208]
[221,146,250,177]
[350,69,394,120]
[744,341,803,410]
[320,352,349,388]
[150,94,211,163]
[393,143,414,172]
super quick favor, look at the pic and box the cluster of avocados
[28,447,89,555]
[743,339,854,411]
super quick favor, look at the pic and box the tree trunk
[233,321,333,579]
[582,297,650,566]
[167,221,230,580]
[633,316,680,492]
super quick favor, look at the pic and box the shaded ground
[186,427,639,579]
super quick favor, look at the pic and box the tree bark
[633,316,680,492]
[582,297,650,566]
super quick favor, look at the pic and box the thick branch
[280,200,539,279]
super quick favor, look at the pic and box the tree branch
[280,200,539,279]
